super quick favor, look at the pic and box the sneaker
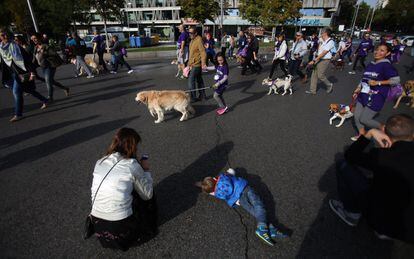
[255,225,274,246]
[350,134,361,141]
[326,83,333,94]
[110,71,117,74]
[269,224,288,240]
[9,115,22,122]
[374,231,394,241]
[348,62,353,66]
[128,70,134,74]
[305,90,316,95]
[348,71,356,75]
[329,199,360,227]
[64,88,70,97]
[217,107,228,115]
[40,103,47,110]
[86,75,95,79]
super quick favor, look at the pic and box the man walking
[188,26,207,102]
[349,33,374,74]
[92,31,108,72]
[72,32,94,78]
[289,32,308,82]
[306,28,334,94]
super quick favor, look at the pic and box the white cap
[227,168,236,175]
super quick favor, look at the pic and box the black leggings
[269,59,288,79]
[352,55,366,71]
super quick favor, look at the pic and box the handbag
[387,84,403,102]
[83,158,123,240]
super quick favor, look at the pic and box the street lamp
[26,0,39,32]
[126,2,132,37]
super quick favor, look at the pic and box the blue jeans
[112,55,131,72]
[239,186,267,224]
[187,66,205,100]
[76,55,92,76]
[12,73,48,117]
[42,67,66,99]
[336,160,369,214]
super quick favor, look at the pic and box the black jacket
[345,136,414,243]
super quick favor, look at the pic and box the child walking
[207,53,229,115]
[198,168,287,246]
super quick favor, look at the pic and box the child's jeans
[238,186,267,224]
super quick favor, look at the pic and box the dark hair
[112,35,119,40]
[376,43,392,53]
[106,128,141,158]
[215,52,228,70]
[385,114,414,141]
[201,177,216,193]
[15,35,28,45]
[323,28,332,37]
[0,27,13,39]
[277,34,285,41]
[32,32,42,41]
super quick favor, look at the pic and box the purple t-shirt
[357,39,373,57]
[177,31,188,49]
[310,37,319,52]
[358,59,398,111]
[92,35,106,52]
[214,65,229,94]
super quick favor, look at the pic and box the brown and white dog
[393,80,414,109]
[135,90,195,123]
[329,103,354,127]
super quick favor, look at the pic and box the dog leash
[184,86,213,93]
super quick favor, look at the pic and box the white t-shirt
[318,38,335,60]
[338,41,346,52]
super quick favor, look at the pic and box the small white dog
[329,104,354,128]
[262,75,293,96]
[135,90,195,123]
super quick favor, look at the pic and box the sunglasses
[189,32,195,35]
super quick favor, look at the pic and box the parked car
[401,36,414,47]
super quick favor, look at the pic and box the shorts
[177,48,189,64]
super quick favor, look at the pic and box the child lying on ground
[197,168,287,246]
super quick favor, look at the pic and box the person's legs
[42,67,53,100]
[188,67,197,100]
[119,56,132,71]
[12,77,23,117]
[360,56,366,70]
[353,102,365,133]
[294,60,305,79]
[309,65,319,93]
[288,59,296,76]
[49,68,68,93]
[239,186,267,224]
[335,160,369,214]
[195,67,206,99]
[26,87,49,104]
[77,56,92,76]
[221,47,226,57]
[268,59,278,79]
[98,51,108,71]
[352,55,360,71]
[359,106,381,129]
[279,60,289,77]
[317,60,332,88]
[213,92,226,108]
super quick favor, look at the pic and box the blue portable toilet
[135,37,143,47]
[129,36,136,48]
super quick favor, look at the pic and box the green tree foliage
[179,0,220,23]
[372,0,414,32]
[336,0,357,27]
[239,0,302,26]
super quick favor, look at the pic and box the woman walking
[109,35,133,74]
[351,44,400,141]
[267,34,288,80]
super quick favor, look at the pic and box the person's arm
[198,38,207,68]
[344,135,379,171]
[215,75,228,87]
[131,162,153,200]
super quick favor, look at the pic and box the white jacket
[90,152,153,221]
[273,40,287,60]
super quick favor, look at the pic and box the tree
[336,0,357,27]
[372,0,414,32]
[239,0,302,26]
[179,0,220,23]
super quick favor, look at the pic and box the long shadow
[296,152,392,258]
[233,167,293,236]
[227,80,256,92]
[0,116,138,171]
[231,82,267,111]
[0,102,43,119]
[156,141,234,226]
[0,115,99,149]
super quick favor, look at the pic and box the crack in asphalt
[214,115,249,259]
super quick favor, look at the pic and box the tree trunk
[103,12,110,53]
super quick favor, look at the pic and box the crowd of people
[1,24,413,251]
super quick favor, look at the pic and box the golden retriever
[393,80,414,109]
[135,90,195,123]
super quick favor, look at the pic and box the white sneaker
[348,71,356,75]
[348,62,353,65]
[128,70,134,74]
[110,71,117,74]
[86,75,95,79]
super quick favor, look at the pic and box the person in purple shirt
[390,39,404,64]
[308,33,319,63]
[176,25,189,78]
[349,33,374,74]
[206,52,229,115]
[350,44,400,141]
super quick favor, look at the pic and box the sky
[360,0,378,7]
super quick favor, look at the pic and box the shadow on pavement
[0,115,99,148]
[156,141,234,226]
[0,116,138,171]
[296,152,392,258]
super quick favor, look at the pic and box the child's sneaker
[269,224,288,240]
[255,225,274,246]
[217,106,228,115]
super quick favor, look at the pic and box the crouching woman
[90,128,157,251]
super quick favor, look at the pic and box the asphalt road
[1,53,414,258]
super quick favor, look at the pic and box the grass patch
[127,46,176,52]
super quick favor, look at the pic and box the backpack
[121,47,127,57]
